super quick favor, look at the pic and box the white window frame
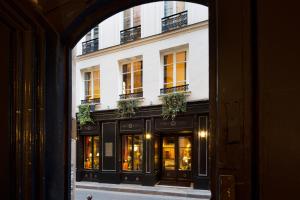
[162,49,188,88]
[121,60,143,94]
[82,68,100,100]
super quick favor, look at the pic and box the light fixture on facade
[199,130,207,138]
[145,133,151,140]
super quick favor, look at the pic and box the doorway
[161,135,192,185]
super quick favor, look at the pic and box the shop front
[76,100,209,189]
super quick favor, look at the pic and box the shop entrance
[161,135,192,185]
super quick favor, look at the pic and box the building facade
[73,1,209,189]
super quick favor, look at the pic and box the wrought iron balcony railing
[119,92,143,100]
[81,98,100,104]
[82,38,99,55]
[160,84,189,95]
[120,25,141,44]
[161,11,188,32]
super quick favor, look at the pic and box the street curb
[76,185,210,199]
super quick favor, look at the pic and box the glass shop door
[162,136,192,181]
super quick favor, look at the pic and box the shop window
[178,136,192,171]
[163,50,187,88]
[122,135,143,171]
[162,137,176,170]
[84,136,100,169]
[122,61,143,94]
[83,69,100,100]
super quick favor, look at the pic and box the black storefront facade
[76,100,209,189]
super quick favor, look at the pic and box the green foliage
[117,99,140,118]
[162,92,187,120]
[77,104,94,126]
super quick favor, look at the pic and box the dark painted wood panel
[102,122,117,171]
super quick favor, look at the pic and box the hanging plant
[117,99,140,118]
[77,104,94,126]
[161,92,187,120]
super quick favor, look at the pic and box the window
[86,31,92,41]
[163,51,187,88]
[164,1,185,17]
[178,136,192,171]
[93,26,99,39]
[83,69,100,100]
[84,136,100,169]
[122,61,143,94]
[122,135,143,171]
[123,6,141,30]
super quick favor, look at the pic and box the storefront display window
[84,136,100,169]
[178,136,192,171]
[122,135,143,171]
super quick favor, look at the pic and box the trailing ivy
[161,92,187,120]
[117,99,140,118]
[77,104,94,126]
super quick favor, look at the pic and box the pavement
[76,181,211,199]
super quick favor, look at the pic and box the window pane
[134,70,142,90]
[93,136,100,169]
[133,61,142,71]
[122,135,133,171]
[93,70,100,98]
[133,135,143,171]
[123,73,131,94]
[176,62,186,86]
[133,6,141,26]
[84,72,91,80]
[178,137,192,171]
[123,9,131,29]
[176,1,185,13]
[164,54,173,65]
[164,1,173,17]
[154,136,159,170]
[176,51,186,63]
[164,65,173,88]
[84,136,93,169]
[93,26,99,39]
[86,31,92,41]
[122,64,131,73]
[162,137,175,170]
[84,80,92,99]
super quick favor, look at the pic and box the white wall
[75,24,208,112]
[76,2,208,56]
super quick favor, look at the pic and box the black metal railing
[82,38,99,55]
[81,98,100,104]
[160,84,189,95]
[162,11,188,32]
[120,25,141,44]
[119,92,143,100]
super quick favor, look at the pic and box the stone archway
[0,0,255,200]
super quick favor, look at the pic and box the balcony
[82,38,98,55]
[160,84,189,95]
[119,92,143,100]
[81,98,100,104]
[120,25,141,44]
[161,11,188,32]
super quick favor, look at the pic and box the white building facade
[73,1,210,189]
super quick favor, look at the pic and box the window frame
[121,60,143,94]
[83,135,100,170]
[164,1,186,17]
[82,67,100,100]
[123,6,141,30]
[162,49,188,88]
[122,134,143,172]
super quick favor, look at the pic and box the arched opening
[70,1,211,199]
